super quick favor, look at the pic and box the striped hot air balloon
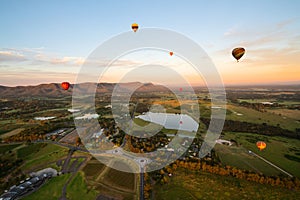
[232,47,245,62]
[256,141,266,151]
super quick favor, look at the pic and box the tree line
[200,117,300,139]
[144,159,300,199]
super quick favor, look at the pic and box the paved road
[248,150,293,177]
[140,168,144,200]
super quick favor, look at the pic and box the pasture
[221,132,300,178]
[154,169,300,200]
[226,104,300,131]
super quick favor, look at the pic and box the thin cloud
[277,18,297,29]
[0,50,26,62]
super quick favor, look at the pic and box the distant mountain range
[0,82,171,98]
[0,81,299,98]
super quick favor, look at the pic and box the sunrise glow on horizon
[1,0,300,87]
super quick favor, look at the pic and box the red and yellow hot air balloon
[232,47,245,62]
[169,52,173,56]
[61,82,70,90]
[256,141,266,151]
[131,23,139,32]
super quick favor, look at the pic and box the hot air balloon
[131,23,139,32]
[232,47,245,62]
[256,141,266,151]
[61,82,70,90]
[169,52,173,56]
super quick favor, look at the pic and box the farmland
[82,158,138,200]
[154,168,300,200]
[218,132,300,178]
[1,83,300,199]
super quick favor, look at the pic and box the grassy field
[221,132,300,178]
[238,98,277,103]
[226,104,300,131]
[131,118,163,133]
[214,144,282,176]
[266,108,300,120]
[66,171,98,200]
[103,166,136,191]
[17,143,46,158]
[0,128,24,139]
[133,118,150,126]
[83,162,106,177]
[0,144,21,154]
[237,99,300,105]
[23,174,71,200]
[19,143,69,171]
[154,169,300,200]
[82,158,138,200]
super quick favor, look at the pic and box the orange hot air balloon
[256,141,266,151]
[169,52,173,56]
[131,23,139,32]
[61,82,70,90]
[232,47,245,62]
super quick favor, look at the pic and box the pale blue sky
[1,0,300,86]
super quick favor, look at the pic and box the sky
[0,0,300,86]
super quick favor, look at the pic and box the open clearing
[226,104,300,131]
[0,143,21,154]
[82,158,138,200]
[221,132,300,178]
[0,128,24,139]
[214,144,282,176]
[66,171,98,200]
[19,143,69,171]
[154,168,300,200]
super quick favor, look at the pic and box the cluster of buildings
[0,168,57,200]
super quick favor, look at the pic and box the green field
[131,118,163,133]
[154,169,300,200]
[83,162,106,177]
[226,104,300,131]
[133,118,150,126]
[103,167,136,191]
[23,174,71,200]
[17,143,46,158]
[82,159,137,200]
[221,132,300,178]
[0,144,21,154]
[66,171,98,200]
[266,108,300,120]
[214,144,282,176]
[19,143,69,171]
[238,99,300,106]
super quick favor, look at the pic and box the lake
[135,112,198,132]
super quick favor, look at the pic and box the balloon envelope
[61,82,70,90]
[256,141,266,151]
[131,23,139,32]
[232,47,245,62]
[169,52,173,56]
